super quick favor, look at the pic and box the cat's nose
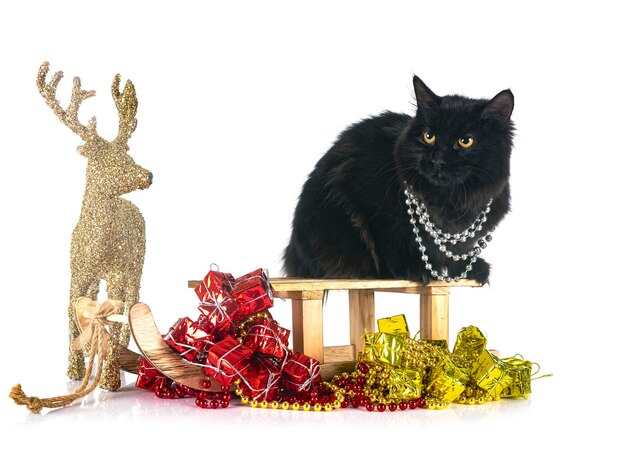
[432,158,445,168]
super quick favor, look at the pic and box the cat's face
[395,76,514,194]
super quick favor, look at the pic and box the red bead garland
[143,351,438,413]
[143,356,441,413]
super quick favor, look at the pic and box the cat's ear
[481,89,514,126]
[413,75,441,111]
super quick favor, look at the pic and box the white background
[1,1,624,462]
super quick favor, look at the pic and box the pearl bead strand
[403,182,494,282]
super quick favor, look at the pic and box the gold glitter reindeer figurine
[37,62,152,391]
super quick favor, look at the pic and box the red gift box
[163,317,214,362]
[281,352,322,393]
[136,357,167,392]
[232,268,274,317]
[240,356,282,401]
[197,296,241,335]
[194,269,235,302]
[195,269,241,331]
[271,319,290,345]
[204,336,254,387]
[243,318,290,359]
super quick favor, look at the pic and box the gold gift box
[471,350,513,398]
[388,368,422,401]
[361,332,405,367]
[500,357,532,398]
[427,357,469,403]
[377,314,410,336]
[452,325,487,368]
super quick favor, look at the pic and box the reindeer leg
[100,277,125,391]
[121,284,140,350]
[67,275,93,380]
[67,298,84,380]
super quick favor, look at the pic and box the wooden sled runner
[77,278,480,391]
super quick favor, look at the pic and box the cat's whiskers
[447,182,457,207]
[383,164,415,202]
[449,182,474,224]
[373,160,398,179]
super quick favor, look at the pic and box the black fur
[284,76,514,284]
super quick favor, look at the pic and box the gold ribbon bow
[73,298,125,353]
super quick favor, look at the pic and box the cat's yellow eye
[458,136,474,149]
[423,130,436,144]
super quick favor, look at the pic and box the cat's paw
[464,258,490,285]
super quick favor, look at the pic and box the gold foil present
[452,325,487,368]
[427,357,469,403]
[360,332,405,367]
[388,368,422,401]
[377,314,409,336]
[361,333,378,363]
[500,357,532,398]
[471,350,512,398]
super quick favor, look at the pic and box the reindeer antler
[112,74,138,145]
[36,62,98,141]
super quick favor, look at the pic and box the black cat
[284,76,514,284]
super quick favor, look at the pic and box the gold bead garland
[237,379,345,413]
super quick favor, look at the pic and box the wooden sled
[76,278,480,392]
[189,277,481,380]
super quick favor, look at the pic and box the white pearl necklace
[403,182,493,282]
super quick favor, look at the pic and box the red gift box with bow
[231,268,274,317]
[196,298,241,336]
[243,318,290,359]
[194,269,235,302]
[195,270,241,333]
[163,317,214,362]
[281,352,322,394]
[240,356,282,401]
[204,336,254,387]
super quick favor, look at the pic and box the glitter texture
[37,62,151,391]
